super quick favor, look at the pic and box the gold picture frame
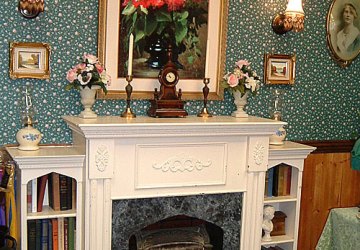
[264,54,296,85]
[9,42,50,79]
[97,0,228,100]
[326,0,360,68]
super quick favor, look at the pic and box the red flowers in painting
[123,0,188,11]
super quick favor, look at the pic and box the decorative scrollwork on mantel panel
[95,145,109,172]
[253,142,265,166]
[153,154,212,173]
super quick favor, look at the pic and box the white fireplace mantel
[62,115,287,250]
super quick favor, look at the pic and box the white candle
[128,33,134,76]
[204,39,210,78]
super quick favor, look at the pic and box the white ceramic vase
[16,125,42,151]
[79,85,101,119]
[232,91,249,118]
[269,126,287,145]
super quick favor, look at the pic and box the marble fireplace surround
[63,115,285,250]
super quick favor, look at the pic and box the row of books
[28,217,76,250]
[27,173,76,213]
[265,164,292,197]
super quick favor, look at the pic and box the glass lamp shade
[285,0,304,15]
[269,89,285,121]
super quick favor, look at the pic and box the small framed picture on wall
[264,54,296,85]
[9,42,50,79]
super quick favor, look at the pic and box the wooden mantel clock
[148,46,188,118]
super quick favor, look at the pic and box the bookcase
[262,141,315,250]
[5,146,85,250]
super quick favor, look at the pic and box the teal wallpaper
[0,0,359,146]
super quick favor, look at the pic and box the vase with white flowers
[222,59,260,117]
[65,53,111,119]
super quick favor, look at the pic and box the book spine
[49,219,53,250]
[277,165,286,196]
[37,175,49,212]
[41,219,49,250]
[27,181,32,213]
[286,166,292,195]
[27,220,37,250]
[272,166,279,196]
[66,177,72,211]
[32,178,38,213]
[52,173,61,211]
[64,218,69,250]
[68,217,75,250]
[36,219,42,250]
[58,217,64,250]
[267,168,274,197]
[59,175,69,211]
[52,218,59,250]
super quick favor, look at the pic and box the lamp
[16,86,42,151]
[272,0,305,34]
[18,0,44,19]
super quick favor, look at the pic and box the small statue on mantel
[262,205,275,241]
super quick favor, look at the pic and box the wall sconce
[18,0,44,19]
[272,0,304,34]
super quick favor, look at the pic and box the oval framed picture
[326,0,360,67]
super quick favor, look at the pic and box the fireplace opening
[112,193,242,249]
[129,215,223,250]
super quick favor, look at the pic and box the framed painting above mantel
[97,0,228,100]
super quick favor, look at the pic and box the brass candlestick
[198,78,212,117]
[121,75,136,118]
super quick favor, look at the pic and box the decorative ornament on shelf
[16,86,42,151]
[222,59,260,117]
[65,53,111,119]
[262,205,275,242]
[269,89,287,145]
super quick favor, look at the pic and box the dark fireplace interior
[112,193,242,249]
[129,215,223,249]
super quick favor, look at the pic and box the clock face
[165,72,176,83]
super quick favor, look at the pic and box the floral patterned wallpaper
[0,0,359,146]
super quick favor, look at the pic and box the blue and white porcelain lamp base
[16,125,42,151]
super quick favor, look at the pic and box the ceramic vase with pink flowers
[65,53,111,118]
[222,59,260,117]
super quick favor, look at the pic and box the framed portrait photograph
[326,0,360,67]
[264,54,296,85]
[97,0,228,100]
[9,42,50,79]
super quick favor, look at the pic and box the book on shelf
[27,181,32,213]
[68,217,75,250]
[52,218,59,250]
[64,218,69,250]
[49,219,53,250]
[72,178,76,210]
[267,167,274,197]
[28,220,37,250]
[36,219,42,250]
[49,172,61,211]
[266,165,292,198]
[58,217,65,250]
[59,175,72,211]
[41,219,49,249]
[37,175,49,212]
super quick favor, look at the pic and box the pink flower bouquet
[65,54,111,94]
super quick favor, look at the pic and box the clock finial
[167,44,173,63]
